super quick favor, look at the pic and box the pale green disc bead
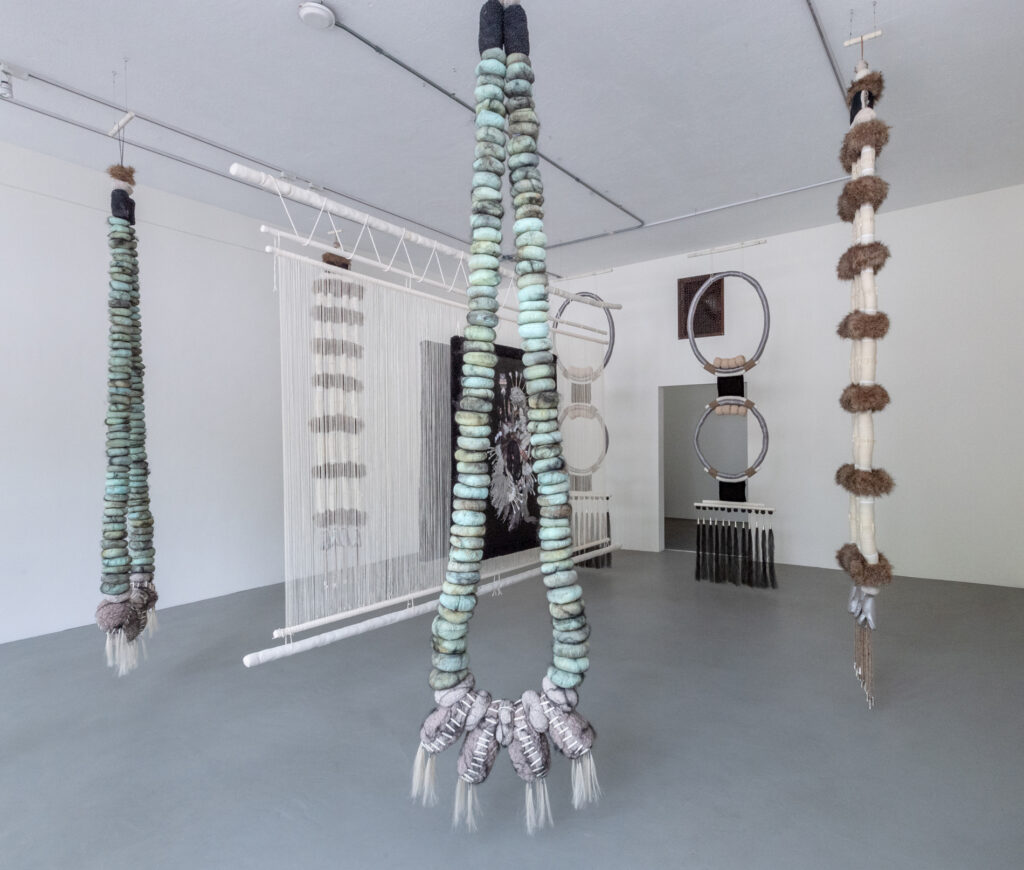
[472,171,502,190]
[468,254,500,271]
[474,84,504,103]
[519,322,549,340]
[453,483,488,499]
[459,425,490,437]
[517,310,547,325]
[516,231,547,248]
[547,666,583,689]
[537,470,568,486]
[470,269,501,286]
[432,652,470,672]
[547,584,583,606]
[531,431,562,446]
[475,58,506,77]
[518,285,547,302]
[540,548,573,563]
[553,642,590,659]
[524,364,555,379]
[463,351,498,367]
[466,325,497,342]
[438,593,477,613]
[449,547,483,562]
[552,655,589,674]
[526,378,557,394]
[519,300,548,312]
[472,227,502,243]
[513,217,544,235]
[538,526,569,541]
[518,245,547,260]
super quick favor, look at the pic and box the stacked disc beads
[429,48,511,691]
[96,166,157,657]
[504,53,589,691]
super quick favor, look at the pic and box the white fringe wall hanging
[686,272,776,588]
[834,58,894,709]
[412,0,599,834]
[94,164,159,674]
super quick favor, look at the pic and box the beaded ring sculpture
[833,60,893,708]
[94,165,158,675]
[686,272,777,588]
[410,0,598,833]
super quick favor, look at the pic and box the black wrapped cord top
[478,0,504,52]
[502,3,530,55]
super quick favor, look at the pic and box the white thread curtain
[276,252,594,634]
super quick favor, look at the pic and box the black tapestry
[451,336,547,559]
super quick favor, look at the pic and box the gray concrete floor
[1,550,1022,869]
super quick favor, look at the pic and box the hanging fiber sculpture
[835,59,893,709]
[686,272,776,588]
[411,0,599,833]
[94,164,158,675]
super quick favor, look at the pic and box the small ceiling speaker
[298,2,336,29]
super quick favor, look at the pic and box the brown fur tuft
[840,119,890,172]
[846,71,885,108]
[322,252,351,270]
[837,311,890,340]
[836,542,860,573]
[837,176,889,222]
[842,547,893,587]
[839,383,890,413]
[107,164,136,185]
[835,463,895,497]
[837,241,890,280]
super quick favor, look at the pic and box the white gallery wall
[0,141,283,643]
[2,138,1022,646]
[587,183,1024,587]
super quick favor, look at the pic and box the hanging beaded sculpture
[94,165,158,675]
[410,0,598,833]
[834,61,893,708]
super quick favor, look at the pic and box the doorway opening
[661,383,748,551]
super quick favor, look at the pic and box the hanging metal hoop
[687,271,770,376]
[557,403,609,475]
[693,397,770,482]
[552,291,615,382]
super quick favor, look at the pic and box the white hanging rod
[269,246,610,347]
[687,239,767,258]
[231,162,621,312]
[273,537,611,640]
[843,29,883,47]
[263,225,608,337]
[243,543,621,667]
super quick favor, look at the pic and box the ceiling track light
[297,2,336,30]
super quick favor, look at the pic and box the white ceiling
[2,0,1021,275]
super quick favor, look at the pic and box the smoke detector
[0,62,28,100]
[298,2,336,29]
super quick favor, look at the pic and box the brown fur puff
[837,241,890,280]
[835,463,895,497]
[837,176,889,222]
[839,383,890,413]
[846,71,885,108]
[844,548,894,587]
[835,542,860,573]
[322,252,351,270]
[840,119,890,172]
[107,164,136,185]
[837,311,890,340]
